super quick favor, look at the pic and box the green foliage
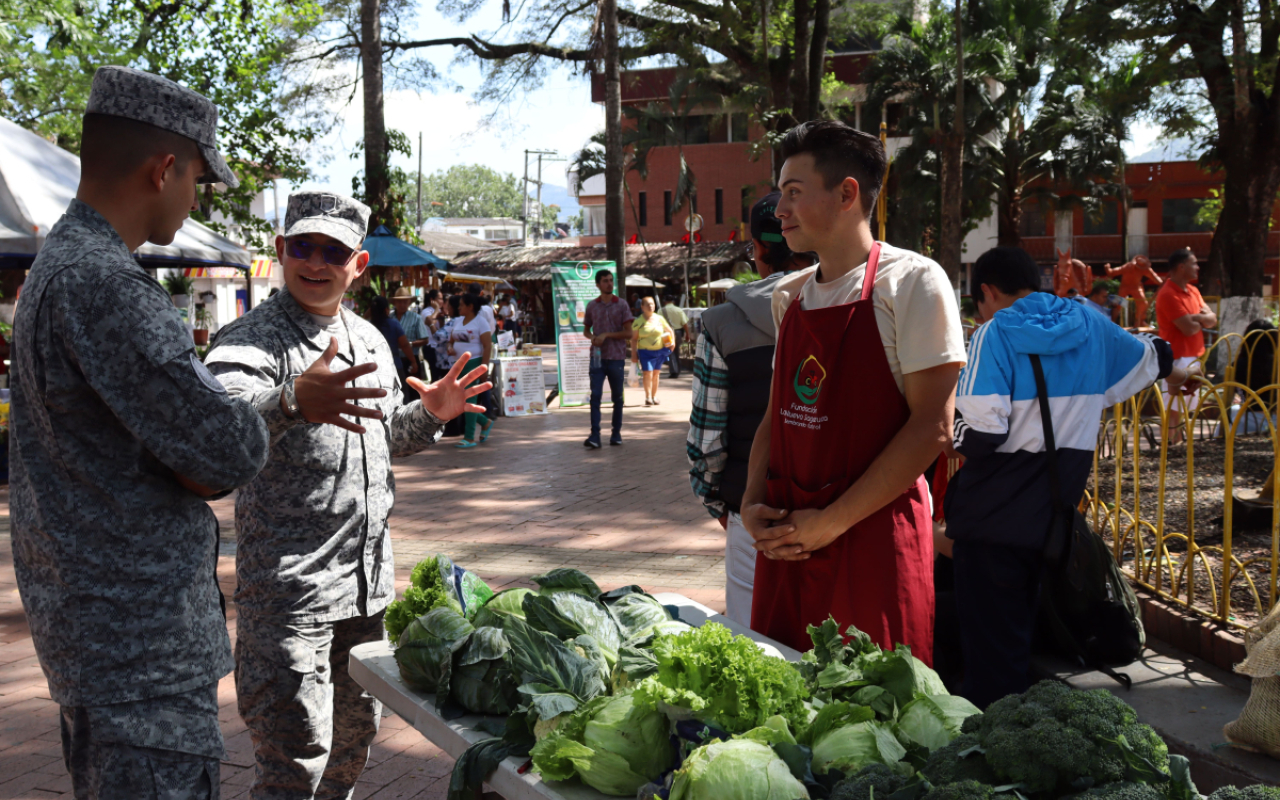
[161,273,194,296]
[393,606,474,693]
[919,734,997,786]
[0,0,325,250]
[632,622,810,735]
[504,615,608,721]
[449,626,519,715]
[353,129,422,243]
[395,164,525,221]
[922,780,997,800]
[385,554,464,642]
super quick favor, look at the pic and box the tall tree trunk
[996,134,1022,247]
[806,0,830,122]
[603,0,627,283]
[360,0,389,226]
[1205,146,1280,298]
[790,0,813,123]
[937,0,965,283]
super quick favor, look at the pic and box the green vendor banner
[551,261,618,407]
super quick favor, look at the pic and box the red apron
[750,243,935,662]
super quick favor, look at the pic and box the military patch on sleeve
[191,352,228,394]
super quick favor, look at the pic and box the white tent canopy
[698,278,741,291]
[624,274,665,288]
[0,116,250,268]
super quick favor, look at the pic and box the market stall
[184,256,276,331]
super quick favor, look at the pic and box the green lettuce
[394,606,474,693]
[531,693,674,796]
[800,617,947,712]
[385,555,464,642]
[669,738,809,800]
[633,623,810,734]
[449,626,519,716]
[471,588,532,629]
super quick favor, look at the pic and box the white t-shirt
[479,304,496,331]
[308,312,351,356]
[771,242,966,393]
[451,315,490,363]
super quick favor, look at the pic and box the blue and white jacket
[945,292,1173,548]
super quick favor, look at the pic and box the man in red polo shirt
[1156,248,1216,441]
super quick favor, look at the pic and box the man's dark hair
[971,247,1042,304]
[595,271,613,286]
[779,120,887,215]
[447,295,461,316]
[426,289,440,302]
[466,283,481,295]
[80,113,202,183]
[1169,248,1194,270]
[1089,282,1109,299]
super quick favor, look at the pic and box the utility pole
[522,150,530,244]
[416,131,423,230]
[522,148,559,244]
[536,153,543,241]
[603,0,626,288]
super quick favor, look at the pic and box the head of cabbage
[531,693,674,796]
[810,719,906,776]
[394,606,474,694]
[471,588,532,629]
[669,739,809,800]
[448,626,519,716]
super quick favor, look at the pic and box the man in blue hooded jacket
[945,247,1189,708]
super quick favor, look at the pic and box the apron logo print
[793,354,826,405]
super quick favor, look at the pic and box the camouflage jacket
[11,199,270,707]
[205,290,443,622]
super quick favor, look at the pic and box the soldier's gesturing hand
[293,336,387,433]
[406,356,492,421]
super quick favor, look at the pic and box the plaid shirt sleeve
[687,331,730,518]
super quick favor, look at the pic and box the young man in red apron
[741,121,967,660]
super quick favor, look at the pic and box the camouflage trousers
[235,612,386,800]
[60,682,223,800]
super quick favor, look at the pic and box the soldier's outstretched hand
[407,357,492,421]
[294,336,387,433]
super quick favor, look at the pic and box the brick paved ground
[0,373,724,798]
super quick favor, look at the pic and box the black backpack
[1030,354,1145,688]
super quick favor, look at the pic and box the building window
[715,189,724,224]
[731,114,747,143]
[741,187,751,228]
[1019,201,1047,238]
[664,191,673,225]
[638,192,647,227]
[1161,198,1213,233]
[584,205,606,236]
[1083,201,1118,235]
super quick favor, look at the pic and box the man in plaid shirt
[687,192,814,624]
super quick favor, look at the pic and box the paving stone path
[0,374,724,798]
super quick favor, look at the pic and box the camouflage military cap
[283,191,370,251]
[86,66,238,189]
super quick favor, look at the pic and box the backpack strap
[1030,354,1070,568]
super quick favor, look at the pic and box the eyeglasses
[285,237,353,266]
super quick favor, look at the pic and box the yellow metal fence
[1087,330,1280,629]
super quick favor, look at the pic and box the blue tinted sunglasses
[285,237,354,266]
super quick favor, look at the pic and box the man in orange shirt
[1156,248,1216,441]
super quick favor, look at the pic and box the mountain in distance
[529,183,580,223]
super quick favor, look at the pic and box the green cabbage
[532,568,602,598]
[669,739,809,800]
[505,616,607,721]
[394,606,474,693]
[471,588,532,629]
[531,693,674,796]
[801,617,947,712]
[599,586,674,640]
[523,592,623,666]
[895,694,981,752]
[633,623,810,734]
[811,719,906,776]
[458,570,494,619]
[448,626,519,716]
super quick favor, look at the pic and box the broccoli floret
[967,681,1171,796]
[920,734,997,786]
[1208,787,1280,800]
[1082,783,1167,800]
[922,781,995,800]
[831,763,910,800]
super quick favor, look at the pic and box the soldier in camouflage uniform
[204,191,491,800]
[10,66,272,800]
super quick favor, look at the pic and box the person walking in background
[391,286,431,380]
[370,295,417,402]
[660,294,692,378]
[428,295,460,381]
[583,270,633,448]
[946,246,1185,707]
[1156,248,1215,443]
[449,292,494,449]
[688,191,816,625]
[631,297,675,405]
